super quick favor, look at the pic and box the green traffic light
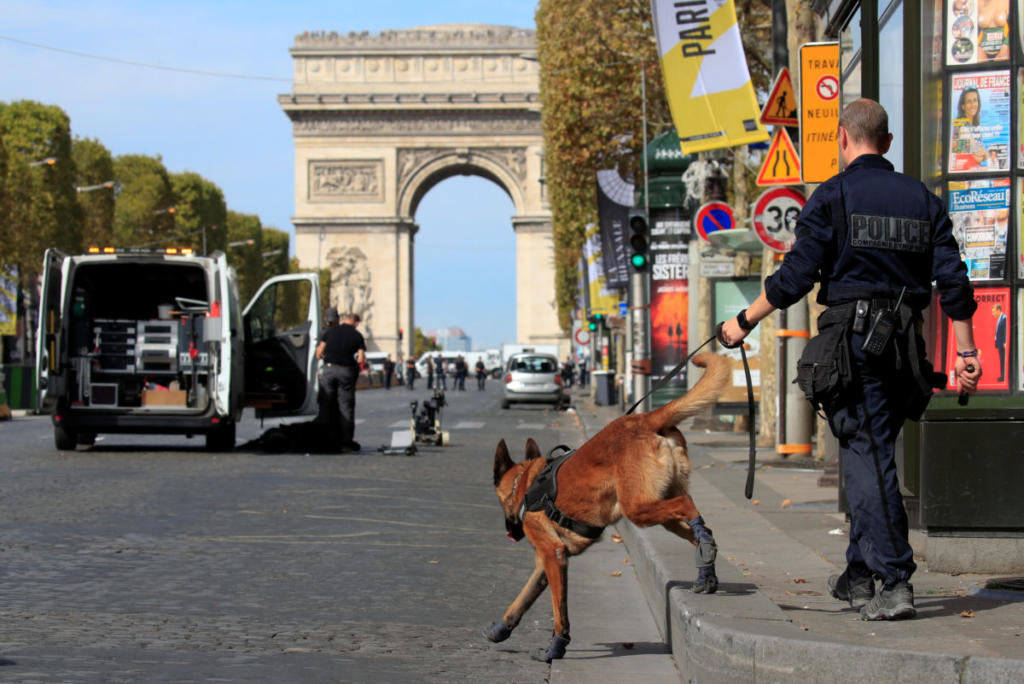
[588,321,597,331]
[631,253,647,270]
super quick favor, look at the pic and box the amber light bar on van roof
[86,246,195,256]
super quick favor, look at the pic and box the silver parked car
[501,352,567,409]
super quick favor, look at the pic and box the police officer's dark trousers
[828,329,917,587]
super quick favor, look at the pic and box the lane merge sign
[753,187,807,252]
[695,202,736,242]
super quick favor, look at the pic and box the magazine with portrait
[948,70,1010,173]
[948,178,1010,280]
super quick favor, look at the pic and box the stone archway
[278,24,562,357]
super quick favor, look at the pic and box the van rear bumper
[54,407,229,435]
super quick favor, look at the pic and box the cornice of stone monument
[291,24,535,52]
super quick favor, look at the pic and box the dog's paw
[691,566,719,594]
[530,633,571,662]
[484,622,513,643]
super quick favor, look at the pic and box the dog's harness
[518,445,604,539]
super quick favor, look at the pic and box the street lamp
[76,180,119,194]
[227,239,255,247]
[29,157,57,167]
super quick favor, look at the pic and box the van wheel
[54,425,78,451]
[206,422,236,452]
[78,432,97,446]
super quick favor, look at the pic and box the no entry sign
[753,187,806,252]
[695,201,736,242]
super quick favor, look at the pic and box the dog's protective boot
[860,582,916,621]
[484,621,513,643]
[530,633,570,663]
[692,564,719,594]
[828,568,875,608]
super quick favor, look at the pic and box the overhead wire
[0,34,290,82]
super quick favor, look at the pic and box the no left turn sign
[816,75,839,101]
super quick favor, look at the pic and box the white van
[35,247,322,451]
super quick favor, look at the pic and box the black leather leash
[624,325,757,500]
[625,335,716,415]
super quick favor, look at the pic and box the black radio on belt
[861,287,906,356]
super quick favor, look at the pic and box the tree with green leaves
[413,327,441,358]
[225,210,264,305]
[112,154,175,248]
[72,137,116,248]
[0,100,82,280]
[171,171,227,255]
[536,0,772,330]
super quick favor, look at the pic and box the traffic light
[628,209,649,271]
[587,313,603,331]
[397,328,403,341]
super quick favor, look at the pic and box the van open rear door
[35,249,69,413]
[242,273,321,417]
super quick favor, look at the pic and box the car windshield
[512,356,555,373]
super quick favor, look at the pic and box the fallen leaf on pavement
[611,571,622,577]
[961,609,975,618]
[623,558,629,564]
[793,578,807,583]
[752,500,760,505]
[611,534,623,543]
[780,499,792,509]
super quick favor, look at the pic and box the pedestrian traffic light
[628,209,649,271]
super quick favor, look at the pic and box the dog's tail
[644,353,731,431]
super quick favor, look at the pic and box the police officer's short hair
[839,98,889,151]
[344,312,361,323]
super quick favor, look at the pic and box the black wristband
[737,309,755,332]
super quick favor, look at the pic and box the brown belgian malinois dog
[486,353,731,662]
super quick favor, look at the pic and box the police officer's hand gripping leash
[625,316,758,501]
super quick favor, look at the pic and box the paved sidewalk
[572,392,1024,683]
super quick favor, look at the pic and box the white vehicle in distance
[501,352,567,409]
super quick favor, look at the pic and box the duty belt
[522,445,605,539]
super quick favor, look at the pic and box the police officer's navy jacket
[764,154,977,321]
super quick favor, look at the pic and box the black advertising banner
[595,169,633,291]
[649,208,691,389]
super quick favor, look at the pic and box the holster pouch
[795,306,853,416]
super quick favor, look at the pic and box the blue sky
[0,1,537,349]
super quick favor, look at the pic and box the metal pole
[634,62,651,411]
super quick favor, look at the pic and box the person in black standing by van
[316,309,366,453]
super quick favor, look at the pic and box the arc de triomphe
[278,24,563,357]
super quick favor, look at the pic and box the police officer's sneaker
[860,581,916,621]
[827,569,875,608]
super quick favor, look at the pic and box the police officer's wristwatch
[736,309,755,332]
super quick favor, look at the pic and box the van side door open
[242,273,321,417]
[35,248,69,413]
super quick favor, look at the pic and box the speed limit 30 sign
[753,187,806,252]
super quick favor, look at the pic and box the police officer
[720,99,982,621]
[405,355,417,390]
[316,309,366,453]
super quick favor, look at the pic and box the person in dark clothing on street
[435,356,447,390]
[455,355,467,391]
[316,309,366,453]
[426,355,434,389]
[405,355,417,390]
[720,99,981,622]
[383,354,395,390]
[475,359,487,390]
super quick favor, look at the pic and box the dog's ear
[494,439,515,486]
[524,438,542,461]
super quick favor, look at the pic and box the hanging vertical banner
[651,0,769,154]
[582,223,621,317]
[595,169,634,290]
[0,265,17,337]
[648,209,691,393]
[799,42,840,183]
